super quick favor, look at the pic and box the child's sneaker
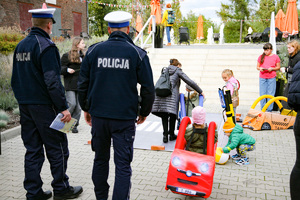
[236,157,249,166]
[231,154,242,160]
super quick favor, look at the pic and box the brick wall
[0,0,88,37]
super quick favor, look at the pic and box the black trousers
[291,112,300,199]
[91,117,135,200]
[160,112,177,136]
[19,105,70,198]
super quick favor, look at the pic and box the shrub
[0,90,17,111]
[0,110,9,121]
[277,45,289,83]
[0,26,25,55]
[0,120,8,128]
[0,53,18,110]
[13,107,20,115]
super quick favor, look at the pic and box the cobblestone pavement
[0,102,295,200]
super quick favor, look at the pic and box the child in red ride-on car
[184,106,218,154]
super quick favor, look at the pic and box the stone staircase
[147,44,264,113]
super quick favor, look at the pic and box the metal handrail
[133,15,156,49]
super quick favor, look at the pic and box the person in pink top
[257,43,280,112]
[222,69,239,114]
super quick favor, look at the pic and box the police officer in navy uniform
[11,4,83,200]
[78,11,155,200]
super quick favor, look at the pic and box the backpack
[155,67,172,97]
[167,10,175,24]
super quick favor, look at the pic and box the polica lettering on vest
[98,58,129,69]
[16,52,31,62]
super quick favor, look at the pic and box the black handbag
[155,67,172,97]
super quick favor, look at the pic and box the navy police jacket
[288,61,300,111]
[78,31,155,120]
[11,27,68,112]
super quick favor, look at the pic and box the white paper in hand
[50,113,77,133]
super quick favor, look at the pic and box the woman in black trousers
[151,59,204,143]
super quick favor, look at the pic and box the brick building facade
[0,0,88,37]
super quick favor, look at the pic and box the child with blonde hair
[221,69,239,114]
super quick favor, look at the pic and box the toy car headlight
[198,163,209,173]
[171,156,182,167]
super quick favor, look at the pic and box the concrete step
[148,45,262,107]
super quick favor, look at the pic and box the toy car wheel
[261,122,271,130]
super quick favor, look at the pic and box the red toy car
[165,117,216,198]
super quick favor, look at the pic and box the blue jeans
[166,26,172,43]
[259,77,276,112]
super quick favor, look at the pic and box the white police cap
[104,11,132,28]
[28,4,56,24]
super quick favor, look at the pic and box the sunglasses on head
[263,47,271,50]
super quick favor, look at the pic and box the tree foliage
[88,0,118,36]
[256,0,276,27]
[170,0,183,41]
[276,0,288,13]
[216,0,258,42]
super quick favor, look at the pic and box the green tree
[180,11,213,43]
[88,0,119,36]
[256,0,276,27]
[88,0,153,37]
[170,0,183,42]
[275,0,288,13]
[217,0,258,43]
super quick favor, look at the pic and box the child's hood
[232,123,243,134]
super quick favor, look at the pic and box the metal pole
[239,19,243,43]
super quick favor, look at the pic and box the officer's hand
[67,68,75,74]
[84,111,92,126]
[136,115,146,125]
[61,110,71,123]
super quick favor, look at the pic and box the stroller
[178,27,190,45]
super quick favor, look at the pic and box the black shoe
[27,190,52,200]
[169,134,177,141]
[163,135,168,143]
[54,186,83,200]
[72,127,78,133]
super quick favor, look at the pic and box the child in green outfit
[222,120,256,165]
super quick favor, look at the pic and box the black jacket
[288,61,300,111]
[61,51,84,91]
[11,27,68,112]
[78,31,155,120]
[286,51,300,83]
